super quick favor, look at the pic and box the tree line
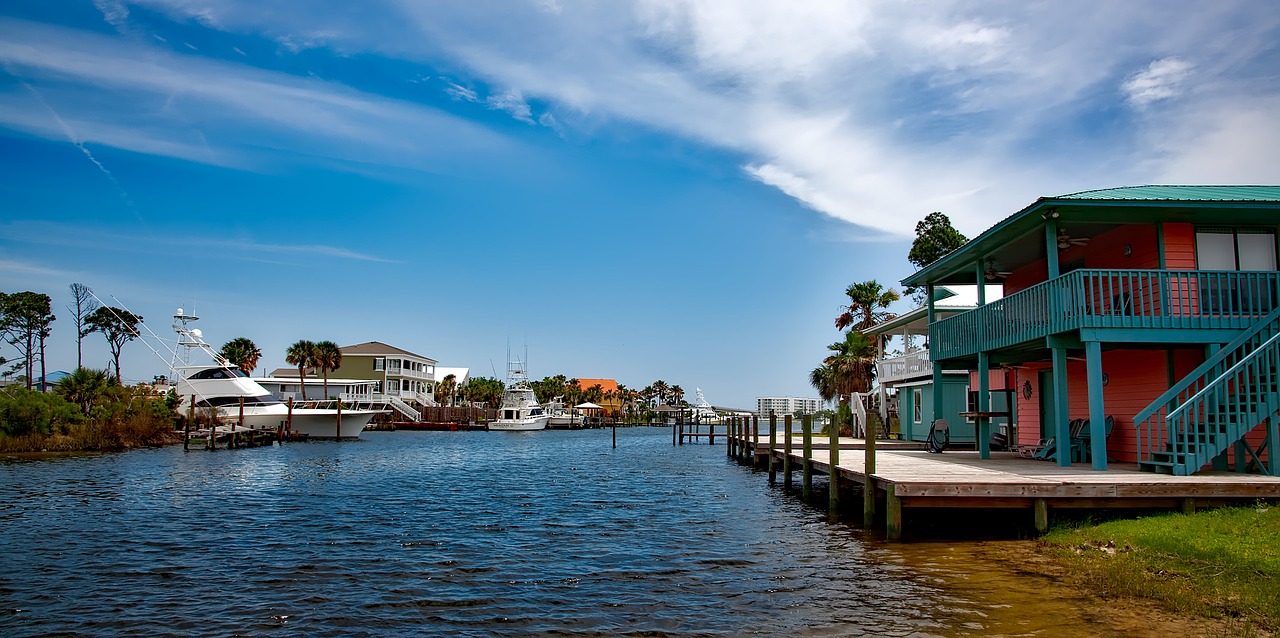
[1,284,144,388]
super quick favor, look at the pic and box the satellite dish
[191,328,202,339]
[176,308,184,316]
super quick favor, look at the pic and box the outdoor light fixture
[1041,207,1060,220]
[1124,244,1133,257]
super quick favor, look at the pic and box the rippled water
[0,428,1162,637]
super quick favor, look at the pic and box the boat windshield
[189,367,249,380]
[195,394,283,408]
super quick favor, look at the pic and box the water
[0,429,1179,636]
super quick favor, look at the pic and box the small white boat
[170,309,381,439]
[489,360,550,432]
[545,397,583,429]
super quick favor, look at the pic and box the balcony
[932,269,1280,361]
[877,350,933,384]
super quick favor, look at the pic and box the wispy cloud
[444,81,478,102]
[486,89,534,123]
[1123,57,1194,107]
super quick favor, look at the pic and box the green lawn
[1042,504,1280,633]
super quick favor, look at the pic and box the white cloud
[444,81,478,102]
[486,89,534,123]
[1123,57,1193,107]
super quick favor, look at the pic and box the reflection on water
[0,429,1188,637]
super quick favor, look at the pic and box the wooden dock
[724,425,1280,539]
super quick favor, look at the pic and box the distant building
[756,396,821,417]
[270,341,438,416]
[574,378,621,415]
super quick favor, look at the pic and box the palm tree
[652,380,670,406]
[56,367,110,415]
[285,340,317,400]
[219,337,263,375]
[835,280,900,332]
[670,385,685,406]
[825,330,877,396]
[809,365,836,408]
[437,373,458,405]
[313,341,343,400]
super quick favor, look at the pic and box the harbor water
[0,428,1182,637]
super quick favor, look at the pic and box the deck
[731,432,1280,539]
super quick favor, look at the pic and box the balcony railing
[932,269,1280,360]
[877,350,933,384]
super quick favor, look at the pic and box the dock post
[184,402,193,451]
[828,412,840,523]
[751,415,759,469]
[768,411,777,483]
[885,483,901,540]
[672,419,677,446]
[864,408,877,526]
[709,419,715,445]
[612,420,617,449]
[286,397,294,438]
[802,414,812,500]
[336,400,343,440]
[677,420,683,445]
[1034,498,1050,534]
[1181,498,1196,514]
[783,414,793,489]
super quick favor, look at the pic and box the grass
[1041,504,1280,633]
[0,415,181,454]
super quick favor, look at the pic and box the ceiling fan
[1057,230,1089,250]
[985,261,1012,280]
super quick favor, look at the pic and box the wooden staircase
[1135,308,1280,475]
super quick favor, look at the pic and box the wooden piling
[864,409,877,527]
[672,419,677,446]
[612,420,617,448]
[767,411,777,483]
[802,414,812,500]
[286,397,294,436]
[886,483,902,540]
[336,400,342,440]
[184,402,193,451]
[1034,498,1050,534]
[828,413,840,523]
[751,415,759,469]
[783,414,793,489]
[709,419,715,445]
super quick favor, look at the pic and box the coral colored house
[901,185,1280,475]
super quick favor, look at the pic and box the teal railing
[931,269,1280,360]
[1132,308,1280,474]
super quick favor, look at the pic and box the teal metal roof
[901,184,1280,288]
[1057,185,1280,202]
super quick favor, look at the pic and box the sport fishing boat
[545,396,583,429]
[489,359,550,431]
[170,309,380,439]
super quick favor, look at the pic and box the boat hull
[211,406,380,439]
[489,415,551,431]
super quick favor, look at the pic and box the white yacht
[545,397,583,429]
[489,360,550,432]
[169,309,381,439]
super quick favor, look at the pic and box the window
[912,388,922,424]
[373,358,385,371]
[1196,228,1277,270]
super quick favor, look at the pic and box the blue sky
[2,1,1279,408]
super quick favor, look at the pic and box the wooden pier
[723,418,1280,539]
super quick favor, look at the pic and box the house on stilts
[900,185,1280,476]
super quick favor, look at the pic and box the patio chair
[1033,418,1087,462]
[1071,415,1114,463]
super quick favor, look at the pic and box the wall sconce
[1123,244,1132,258]
[1102,373,1110,386]
[1040,207,1060,220]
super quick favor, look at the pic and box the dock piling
[828,413,840,523]
[767,411,777,483]
[783,414,793,489]
[802,414,812,500]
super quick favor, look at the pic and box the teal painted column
[1267,415,1278,476]
[927,284,942,428]
[976,261,990,458]
[1045,217,1060,279]
[1084,340,1107,470]
[977,351,991,458]
[1051,346,1071,467]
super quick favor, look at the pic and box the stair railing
[1162,331,1280,469]
[1133,306,1280,465]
